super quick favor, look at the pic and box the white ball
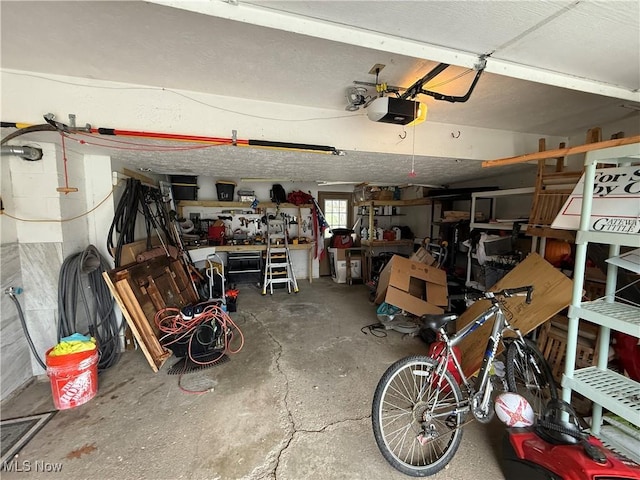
[494,392,535,427]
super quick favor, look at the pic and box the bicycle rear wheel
[506,338,558,417]
[372,355,464,477]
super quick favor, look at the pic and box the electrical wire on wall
[58,245,123,371]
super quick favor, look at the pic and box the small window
[323,199,348,238]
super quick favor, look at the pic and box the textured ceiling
[1,1,639,185]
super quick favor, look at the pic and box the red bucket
[45,347,99,410]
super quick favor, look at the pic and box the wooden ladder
[527,128,606,241]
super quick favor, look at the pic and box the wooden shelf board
[178,201,312,209]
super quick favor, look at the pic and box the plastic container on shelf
[171,175,198,201]
[237,190,255,202]
[216,181,236,201]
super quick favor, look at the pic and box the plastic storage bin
[237,190,256,202]
[216,181,236,201]
[170,175,198,201]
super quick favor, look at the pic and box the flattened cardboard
[375,255,448,316]
[455,253,572,377]
[385,286,445,316]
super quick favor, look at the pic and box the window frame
[317,191,354,237]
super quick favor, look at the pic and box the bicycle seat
[422,313,458,331]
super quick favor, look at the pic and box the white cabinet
[560,143,640,461]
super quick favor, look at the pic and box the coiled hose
[58,245,122,371]
[107,177,174,267]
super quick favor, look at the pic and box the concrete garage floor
[1,278,506,480]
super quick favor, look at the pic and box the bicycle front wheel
[372,355,464,477]
[506,338,558,417]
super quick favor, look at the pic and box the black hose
[107,178,176,267]
[58,245,123,372]
[108,178,141,267]
[8,292,47,370]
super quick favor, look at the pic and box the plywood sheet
[455,253,572,377]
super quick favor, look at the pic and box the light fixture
[345,86,369,111]
[240,178,293,182]
[407,102,427,127]
[317,181,361,186]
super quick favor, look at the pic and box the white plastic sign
[551,165,640,233]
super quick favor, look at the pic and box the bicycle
[371,285,558,477]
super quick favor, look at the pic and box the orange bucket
[45,347,99,410]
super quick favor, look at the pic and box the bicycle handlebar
[467,285,534,304]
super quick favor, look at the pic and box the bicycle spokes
[373,356,466,476]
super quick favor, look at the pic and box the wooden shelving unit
[177,200,312,215]
[354,198,431,283]
[355,198,431,243]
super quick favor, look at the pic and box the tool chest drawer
[227,251,261,273]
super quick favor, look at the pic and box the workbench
[187,243,316,283]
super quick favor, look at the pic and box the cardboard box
[410,247,437,266]
[375,255,448,316]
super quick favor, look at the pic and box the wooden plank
[104,255,200,372]
[542,171,584,180]
[170,259,199,303]
[119,237,163,266]
[115,277,171,371]
[164,266,187,305]
[483,135,640,168]
[178,200,313,209]
[555,142,566,172]
[122,168,158,187]
[145,275,168,313]
[526,226,576,241]
[102,272,168,372]
[586,127,602,145]
[455,253,573,377]
[528,139,546,227]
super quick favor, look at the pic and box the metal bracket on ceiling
[67,113,91,131]
[350,54,488,110]
[43,113,91,133]
[474,55,488,72]
[403,57,487,104]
